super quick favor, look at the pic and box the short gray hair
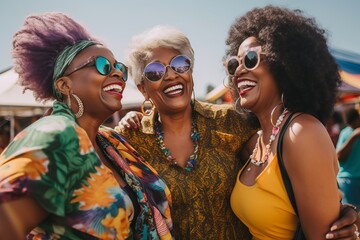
[125,25,194,85]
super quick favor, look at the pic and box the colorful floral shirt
[0,101,173,240]
[117,100,258,240]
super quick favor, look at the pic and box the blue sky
[1,0,359,98]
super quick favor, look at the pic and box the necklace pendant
[250,159,263,166]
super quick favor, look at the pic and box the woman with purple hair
[0,12,173,239]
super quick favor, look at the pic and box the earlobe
[137,84,148,98]
[55,77,72,95]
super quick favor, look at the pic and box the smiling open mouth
[163,84,183,95]
[103,84,123,94]
[237,80,256,93]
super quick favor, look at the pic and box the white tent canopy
[0,67,144,140]
[0,68,52,117]
[0,68,144,117]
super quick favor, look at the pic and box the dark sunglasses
[65,56,128,81]
[225,46,264,75]
[143,55,191,82]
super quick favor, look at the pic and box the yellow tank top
[231,155,297,240]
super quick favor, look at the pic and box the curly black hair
[225,5,341,123]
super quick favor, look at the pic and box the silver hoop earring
[72,94,84,118]
[141,98,154,116]
[281,93,286,108]
[223,75,231,88]
[234,98,251,114]
[270,103,284,127]
[234,98,241,114]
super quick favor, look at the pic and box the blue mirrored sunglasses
[66,56,128,81]
[143,55,191,82]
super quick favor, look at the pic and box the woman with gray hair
[117,25,257,239]
[118,24,360,239]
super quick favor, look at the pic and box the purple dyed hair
[12,12,101,101]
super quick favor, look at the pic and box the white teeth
[164,84,183,94]
[168,90,182,95]
[237,81,256,88]
[103,84,123,92]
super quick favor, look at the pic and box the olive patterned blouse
[117,100,257,240]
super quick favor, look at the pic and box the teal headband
[52,40,98,100]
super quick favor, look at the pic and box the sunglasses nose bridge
[237,57,247,73]
[111,69,125,82]
[110,64,126,82]
[162,64,177,80]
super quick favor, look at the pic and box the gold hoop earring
[72,94,84,118]
[67,93,72,109]
[141,98,154,116]
[54,88,63,101]
[270,103,284,127]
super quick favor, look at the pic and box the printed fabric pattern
[0,101,173,240]
[118,100,258,240]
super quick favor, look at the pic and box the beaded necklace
[154,114,199,172]
[249,108,289,168]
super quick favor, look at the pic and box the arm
[283,114,340,239]
[0,197,48,239]
[336,128,360,162]
[0,117,74,239]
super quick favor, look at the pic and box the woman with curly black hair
[225,6,359,239]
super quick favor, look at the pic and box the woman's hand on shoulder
[0,197,48,239]
[326,203,360,239]
[116,111,143,132]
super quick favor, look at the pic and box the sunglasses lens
[171,55,191,74]
[144,62,165,81]
[96,56,111,75]
[143,55,191,82]
[115,62,128,81]
[244,51,259,70]
[227,58,240,75]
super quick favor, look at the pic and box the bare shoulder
[286,113,331,145]
[283,113,337,167]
